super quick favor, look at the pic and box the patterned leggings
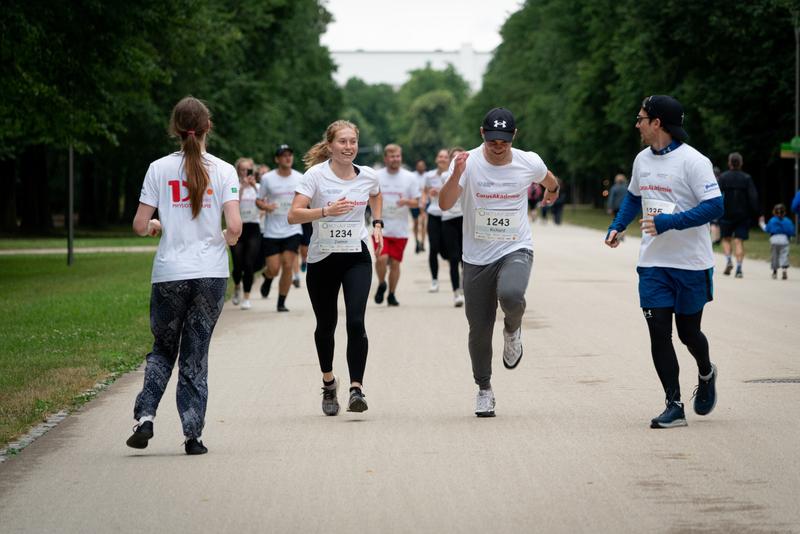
[133,278,226,439]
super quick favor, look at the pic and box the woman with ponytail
[289,120,383,415]
[127,96,242,455]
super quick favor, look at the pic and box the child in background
[759,204,795,280]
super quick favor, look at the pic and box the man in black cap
[605,95,724,429]
[439,107,560,417]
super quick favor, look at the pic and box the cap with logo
[275,144,293,157]
[482,108,516,142]
[641,95,688,142]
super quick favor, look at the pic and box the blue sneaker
[650,400,687,429]
[693,363,717,416]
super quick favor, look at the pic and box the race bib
[642,199,676,219]
[273,198,293,217]
[474,209,521,241]
[319,221,362,252]
[240,199,258,220]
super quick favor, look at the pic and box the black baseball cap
[482,108,516,142]
[641,95,688,141]
[275,144,293,157]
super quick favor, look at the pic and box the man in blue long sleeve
[605,95,724,429]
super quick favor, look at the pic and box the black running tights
[230,222,262,292]
[306,243,372,384]
[427,214,442,280]
[643,307,712,402]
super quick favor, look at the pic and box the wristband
[321,206,326,218]
[546,185,560,194]
[372,219,384,228]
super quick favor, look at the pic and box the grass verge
[0,253,155,447]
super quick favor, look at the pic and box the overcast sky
[321,0,524,52]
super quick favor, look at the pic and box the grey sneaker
[475,388,496,417]
[347,387,368,412]
[321,377,340,416]
[502,327,523,369]
[232,286,241,306]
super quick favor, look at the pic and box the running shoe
[321,377,340,416]
[374,281,387,304]
[429,280,439,293]
[772,270,778,280]
[723,263,733,276]
[454,290,465,308]
[475,388,496,417]
[301,261,307,273]
[693,363,717,416]
[232,287,241,306]
[292,274,301,289]
[387,293,399,306]
[277,304,289,312]
[260,273,271,298]
[650,400,687,428]
[125,421,154,449]
[782,270,788,280]
[735,269,743,279]
[347,388,368,413]
[240,299,251,310]
[184,438,208,455]
[502,327,523,369]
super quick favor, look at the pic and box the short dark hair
[728,152,743,169]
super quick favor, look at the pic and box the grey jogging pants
[463,248,533,389]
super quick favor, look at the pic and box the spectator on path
[607,174,628,216]
[758,203,794,280]
[718,152,758,278]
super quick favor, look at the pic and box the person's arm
[369,193,383,255]
[649,197,724,235]
[222,200,242,245]
[747,178,759,216]
[132,203,160,236]
[607,192,642,234]
[539,172,560,206]
[439,153,467,211]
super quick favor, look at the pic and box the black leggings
[643,307,712,403]
[442,216,463,291]
[427,214,443,280]
[230,223,262,292]
[306,242,372,384]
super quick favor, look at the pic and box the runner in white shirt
[424,149,449,293]
[256,145,303,312]
[441,146,466,307]
[230,157,261,310]
[605,95,722,429]
[439,108,560,417]
[126,96,241,455]
[288,120,383,415]
[412,159,427,253]
[373,144,420,307]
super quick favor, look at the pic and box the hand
[265,202,278,213]
[223,229,238,246]
[758,215,765,225]
[605,229,623,248]
[325,197,353,217]
[542,187,559,206]
[429,188,440,197]
[146,219,161,237]
[640,217,658,236]
[452,152,469,175]
[373,226,384,255]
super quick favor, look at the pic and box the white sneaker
[475,388,495,417]
[453,290,464,307]
[240,299,251,310]
[232,286,241,306]
[429,280,439,293]
[502,327,523,369]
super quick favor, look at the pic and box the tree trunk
[19,145,52,234]
[0,158,17,232]
[79,156,97,227]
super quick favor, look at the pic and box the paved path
[1,222,798,533]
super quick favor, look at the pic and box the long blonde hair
[169,96,211,219]
[303,120,359,169]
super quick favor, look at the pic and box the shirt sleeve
[139,164,159,208]
[296,169,318,199]
[407,174,420,198]
[628,157,640,195]
[687,155,721,202]
[222,167,239,203]
[523,151,548,184]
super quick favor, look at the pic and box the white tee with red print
[295,160,380,263]
[376,168,420,238]
[424,169,446,216]
[258,169,304,238]
[456,145,548,265]
[629,144,721,270]
[139,151,239,283]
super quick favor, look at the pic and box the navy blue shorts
[719,219,749,240]
[410,207,421,219]
[301,222,313,246]
[637,266,713,315]
[262,234,302,258]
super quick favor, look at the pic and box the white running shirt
[139,151,239,283]
[629,144,721,270]
[239,185,260,224]
[425,169,446,216]
[259,169,303,238]
[457,145,548,265]
[440,170,463,221]
[376,168,419,238]
[296,160,380,263]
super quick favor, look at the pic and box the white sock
[138,415,154,424]
[699,369,714,381]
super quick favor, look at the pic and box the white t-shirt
[425,169,447,216]
[239,185,260,224]
[296,160,380,263]
[377,168,420,238]
[415,171,426,196]
[258,169,303,238]
[629,144,721,270]
[139,151,239,283]
[440,170,463,221]
[457,145,548,265]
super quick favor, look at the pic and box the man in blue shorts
[605,95,723,429]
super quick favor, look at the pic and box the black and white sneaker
[693,363,718,416]
[475,388,496,417]
[321,377,340,416]
[650,400,687,429]
[502,327,523,369]
[125,421,154,449]
[184,438,208,455]
[347,388,368,413]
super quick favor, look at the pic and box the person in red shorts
[373,144,420,306]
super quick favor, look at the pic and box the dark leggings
[230,222,262,292]
[306,242,372,384]
[442,216,463,290]
[643,307,712,403]
[427,214,443,280]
